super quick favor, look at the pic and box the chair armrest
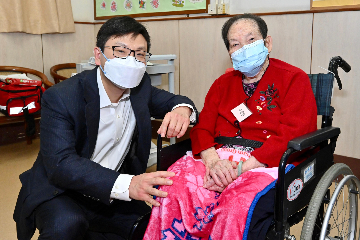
[287,126,340,151]
[157,135,192,171]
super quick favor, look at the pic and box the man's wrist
[171,104,196,123]
[110,174,134,201]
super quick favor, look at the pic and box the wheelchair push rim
[300,163,359,240]
[320,174,360,240]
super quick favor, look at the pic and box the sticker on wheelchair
[302,161,315,184]
[287,178,303,201]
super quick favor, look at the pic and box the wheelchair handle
[328,56,351,90]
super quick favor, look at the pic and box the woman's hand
[207,159,238,188]
[203,160,238,192]
[204,156,266,192]
[241,156,266,173]
[200,147,237,189]
[204,177,226,192]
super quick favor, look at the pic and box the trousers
[34,191,151,240]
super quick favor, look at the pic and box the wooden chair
[0,66,53,145]
[50,63,77,84]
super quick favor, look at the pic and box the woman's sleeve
[251,71,317,167]
[190,78,221,155]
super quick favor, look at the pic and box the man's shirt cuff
[110,174,134,201]
[172,104,196,123]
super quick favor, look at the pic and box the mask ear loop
[99,49,110,75]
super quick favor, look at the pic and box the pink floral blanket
[144,149,282,240]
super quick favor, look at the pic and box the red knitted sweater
[190,58,317,167]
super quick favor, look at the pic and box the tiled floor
[0,139,40,239]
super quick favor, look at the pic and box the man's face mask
[99,50,146,89]
[231,39,269,78]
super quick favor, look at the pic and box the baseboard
[334,154,360,178]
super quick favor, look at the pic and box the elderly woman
[144,14,317,240]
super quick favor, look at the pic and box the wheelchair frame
[267,56,357,240]
[128,56,358,240]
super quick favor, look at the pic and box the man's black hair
[222,13,268,51]
[96,16,151,52]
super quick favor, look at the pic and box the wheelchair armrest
[157,135,192,171]
[275,126,340,234]
[287,126,340,151]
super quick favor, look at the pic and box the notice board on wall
[311,0,360,9]
[227,0,310,14]
[94,0,209,20]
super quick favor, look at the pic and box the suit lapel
[130,94,142,125]
[130,88,150,137]
[84,68,100,158]
[129,81,152,172]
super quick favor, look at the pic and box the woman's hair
[96,16,151,52]
[222,14,268,51]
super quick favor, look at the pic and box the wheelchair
[129,56,359,240]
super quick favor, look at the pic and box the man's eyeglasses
[104,45,152,62]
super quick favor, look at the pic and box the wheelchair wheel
[320,174,360,240]
[300,163,356,240]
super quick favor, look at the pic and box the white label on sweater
[231,103,252,122]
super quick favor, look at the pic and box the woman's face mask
[231,39,269,77]
[99,50,146,89]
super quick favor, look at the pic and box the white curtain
[0,0,75,34]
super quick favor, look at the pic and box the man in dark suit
[14,16,197,240]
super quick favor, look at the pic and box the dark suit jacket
[13,67,196,239]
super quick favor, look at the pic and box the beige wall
[42,24,96,81]
[312,11,360,158]
[0,24,96,82]
[0,11,359,159]
[0,32,43,73]
[143,20,181,94]
[179,17,232,107]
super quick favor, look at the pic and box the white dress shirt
[92,68,196,201]
[91,69,135,201]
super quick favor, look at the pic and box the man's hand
[157,106,191,138]
[129,171,175,207]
